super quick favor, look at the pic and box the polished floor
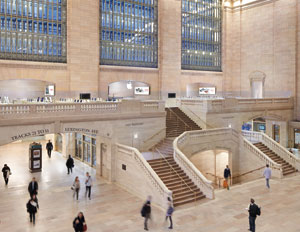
[0,140,300,232]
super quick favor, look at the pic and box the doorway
[273,124,280,143]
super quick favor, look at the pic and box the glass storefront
[75,133,96,167]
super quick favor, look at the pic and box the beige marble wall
[226,0,297,98]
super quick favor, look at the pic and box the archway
[189,149,230,187]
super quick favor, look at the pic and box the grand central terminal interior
[1,0,300,231]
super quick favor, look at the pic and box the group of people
[141,196,174,230]
[71,172,93,200]
[223,164,271,232]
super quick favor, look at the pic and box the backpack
[256,206,261,216]
[141,205,146,217]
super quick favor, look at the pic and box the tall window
[0,0,66,63]
[100,0,158,68]
[182,0,222,71]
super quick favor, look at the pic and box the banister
[116,143,172,197]
[143,127,166,144]
[180,106,214,129]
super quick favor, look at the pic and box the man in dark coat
[248,198,260,232]
[2,164,11,185]
[66,155,74,174]
[46,140,53,158]
[28,177,38,197]
[223,165,231,190]
[141,200,151,231]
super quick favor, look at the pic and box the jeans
[144,214,150,229]
[166,216,173,228]
[47,149,52,158]
[266,178,270,188]
[85,186,91,199]
[249,216,256,232]
[73,188,79,200]
[30,212,36,224]
[68,167,73,174]
[3,176,8,185]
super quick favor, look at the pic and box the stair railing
[242,130,300,171]
[180,106,214,129]
[206,166,266,189]
[154,148,199,205]
[167,108,193,133]
[142,127,166,151]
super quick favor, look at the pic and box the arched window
[0,0,66,63]
[181,0,222,71]
[100,0,158,68]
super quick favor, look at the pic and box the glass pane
[100,0,158,68]
[0,0,66,62]
[181,0,222,71]
[92,145,96,167]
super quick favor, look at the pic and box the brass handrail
[143,127,166,144]
[167,108,193,131]
[181,106,214,129]
[154,148,198,204]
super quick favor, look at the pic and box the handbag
[71,186,74,190]
[83,224,87,231]
[223,180,228,188]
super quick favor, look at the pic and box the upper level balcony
[0,99,165,126]
[177,97,294,114]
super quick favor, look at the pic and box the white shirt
[263,167,272,179]
[85,176,92,187]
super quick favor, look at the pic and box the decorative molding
[99,65,159,73]
[224,0,278,12]
[0,61,67,70]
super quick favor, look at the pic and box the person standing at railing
[223,165,231,190]
[263,164,272,189]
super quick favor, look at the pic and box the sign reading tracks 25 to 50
[11,129,50,141]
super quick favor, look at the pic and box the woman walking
[165,197,174,229]
[26,194,39,225]
[72,176,80,200]
[73,212,87,232]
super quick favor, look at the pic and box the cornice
[0,60,67,70]
[224,0,278,12]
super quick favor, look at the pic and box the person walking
[26,194,39,225]
[223,165,231,190]
[141,200,151,231]
[73,212,87,232]
[2,164,11,185]
[165,197,174,229]
[46,140,53,158]
[28,177,38,197]
[72,176,80,200]
[263,164,272,189]
[66,155,74,174]
[247,198,261,232]
[85,172,92,200]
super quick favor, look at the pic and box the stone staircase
[166,107,202,137]
[148,157,205,206]
[150,138,174,156]
[254,142,297,176]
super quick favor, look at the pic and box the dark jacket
[2,166,10,177]
[224,168,231,178]
[141,201,151,217]
[46,142,53,151]
[73,216,85,232]
[27,198,39,214]
[28,181,38,195]
[66,157,74,168]
[248,203,259,217]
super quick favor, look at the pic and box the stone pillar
[67,0,99,98]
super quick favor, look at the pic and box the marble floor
[0,140,300,232]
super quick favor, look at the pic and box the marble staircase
[254,142,297,176]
